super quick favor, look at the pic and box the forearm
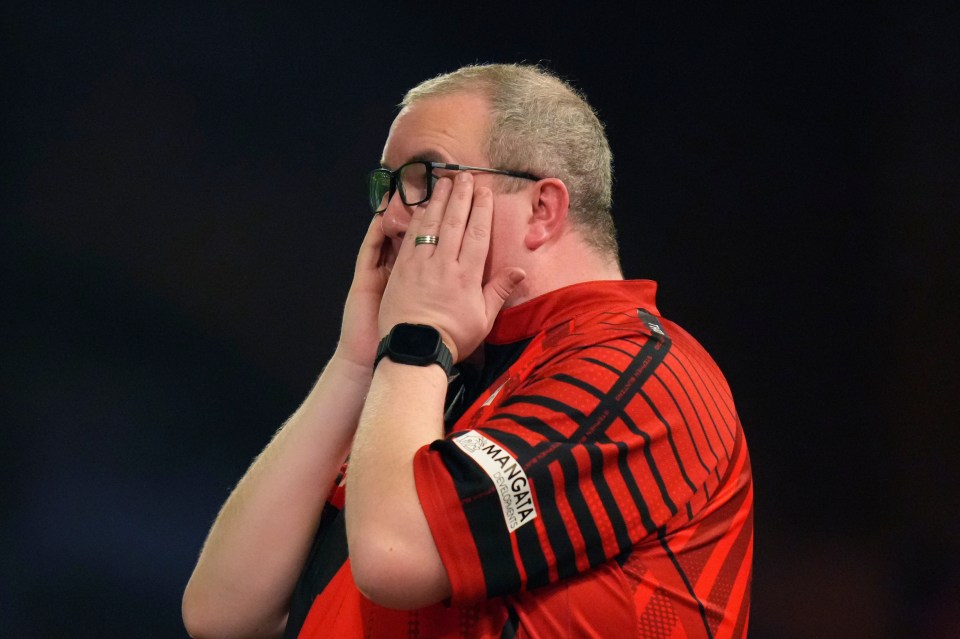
[183,353,371,639]
[345,360,451,609]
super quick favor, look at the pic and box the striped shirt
[289,280,752,639]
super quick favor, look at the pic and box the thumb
[483,267,526,318]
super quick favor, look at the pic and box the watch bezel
[385,323,444,364]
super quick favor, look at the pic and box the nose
[379,192,411,241]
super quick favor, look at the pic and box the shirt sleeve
[414,317,742,604]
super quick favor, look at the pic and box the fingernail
[456,171,470,183]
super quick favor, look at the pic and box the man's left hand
[377,171,526,363]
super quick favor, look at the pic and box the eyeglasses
[367,160,541,214]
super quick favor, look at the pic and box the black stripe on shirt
[638,387,698,494]
[652,371,712,475]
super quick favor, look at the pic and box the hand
[377,172,526,362]
[335,214,396,372]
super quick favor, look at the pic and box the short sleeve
[414,314,742,604]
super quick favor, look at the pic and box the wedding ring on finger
[414,235,439,246]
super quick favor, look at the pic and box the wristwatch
[374,323,454,377]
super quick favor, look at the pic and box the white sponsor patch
[452,430,537,532]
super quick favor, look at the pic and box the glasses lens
[368,169,392,213]
[399,162,430,206]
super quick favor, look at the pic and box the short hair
[402,63,618,260]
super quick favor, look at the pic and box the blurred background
[3,2,957,637]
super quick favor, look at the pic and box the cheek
[482,193,528,278]
[482,230,515,286]
[483,222,504,281]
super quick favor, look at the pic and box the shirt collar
[487,279,660,344]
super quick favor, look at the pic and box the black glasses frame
[367,160,541,214]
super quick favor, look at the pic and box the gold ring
[414,235,439,246]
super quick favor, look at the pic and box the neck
[506,233,623,308]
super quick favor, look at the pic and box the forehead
[381,91,490,169]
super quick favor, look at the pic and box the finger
[405,176,452,258]
[356,214,387,270]
[348,215,393,297]
[456,186,494,274]
[483,267,526,324]
[395,199,428,263]
[436,171,475,261]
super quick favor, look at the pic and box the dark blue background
[3,3,958,637]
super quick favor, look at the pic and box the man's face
[377,92,529,280]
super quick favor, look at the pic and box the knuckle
[442,216,465,230]
[467,224,490,240]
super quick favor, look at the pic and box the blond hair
[402,63,617,259]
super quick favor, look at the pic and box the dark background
[3,3,958,637]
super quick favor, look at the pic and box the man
[183,63,753,639]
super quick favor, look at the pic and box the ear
[524,178,569,250]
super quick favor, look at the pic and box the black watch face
[391,324,441,358]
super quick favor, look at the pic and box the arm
[346,360,450,609]
[346,173,525,609]
[182,215,393,639]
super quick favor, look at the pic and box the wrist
[374,323,455,377]
[329,350,379,388]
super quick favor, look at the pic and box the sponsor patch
[452,430,537,532]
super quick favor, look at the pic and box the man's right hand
[334,214,395,372]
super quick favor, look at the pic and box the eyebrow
[380,151,446,171]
